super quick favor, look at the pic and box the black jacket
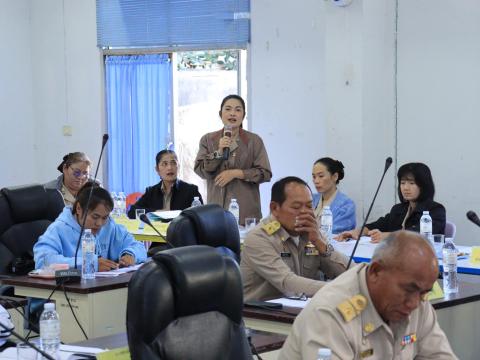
[127,180,203,219]
[366,199,446,234]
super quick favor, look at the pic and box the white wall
[30,0,104,183]
[0,0,35,187]
[250,0,397,221]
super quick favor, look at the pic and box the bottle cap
[44,302,55,311]
[423,211,429,215]
[194,197,199,200]
[318,348,332,356]
[232,198,237,202]
[84,229,92,234]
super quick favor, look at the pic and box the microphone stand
[346,157,393,269]
[0,320,55,360]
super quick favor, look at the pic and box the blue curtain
[105,54,172,194]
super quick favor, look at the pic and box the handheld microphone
[346,156,393,269]
[222,125,233,160]
[0,320,55,360]
[467,210,480,228]
[139,214,174,249]
[56,134,109,284]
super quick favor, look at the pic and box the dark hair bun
[335,160,345,181]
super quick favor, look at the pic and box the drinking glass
[136,209,146,230]
[245,217,257,231]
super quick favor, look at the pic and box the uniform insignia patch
[336,294,367,322]
[401,333,417,346]
[261,220,281,235]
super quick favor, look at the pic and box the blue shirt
[34,207,147,269]
[312,191,356,233]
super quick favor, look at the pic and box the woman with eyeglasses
[34,181,147,271]
[127,150,203,219]
[45,152,91,206]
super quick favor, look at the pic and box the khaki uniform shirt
[279,263,457,360]
[194,128,271,225]
[240,216,348,301]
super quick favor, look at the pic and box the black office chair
[163,204,241,262]
[0,184,64,280]
[126,245,252,360]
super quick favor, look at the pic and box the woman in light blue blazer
[312,157,356,234]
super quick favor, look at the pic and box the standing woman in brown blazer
[194,95,272,225]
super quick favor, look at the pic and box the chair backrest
[166,204,241,262]
[126,192,143,211]
[445,220,456,239]
[126,245,252,360]
[0,184,65,274]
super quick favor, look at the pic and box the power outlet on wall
[62,125,72,136]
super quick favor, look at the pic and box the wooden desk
[244,280,480,360]
[73,329,286,355]
[2,274,132,343]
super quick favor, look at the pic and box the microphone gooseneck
[467,210,480,228]
[346,156,393,269]
[73,134,109,270]
[139,214,175,249]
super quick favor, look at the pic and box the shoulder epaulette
[336,294,367,322]
[261,220,281,236]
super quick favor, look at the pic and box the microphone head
[384,157,393,172]
[102,134,109,145]
[467,210,480,224]
[224,125,233,137]
[139,213,151,225]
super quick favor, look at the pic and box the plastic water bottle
[228,198,240,226]
[110,192,118,217]
[442,238,458,294]
[118,192,127,217]
[317,348,332,360]
[82,229,96,280]
[420,211,433,244]
[191,196,202,207]
[320,206,333,242]
[39,302,60,359]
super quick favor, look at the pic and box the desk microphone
[346,156,393,269]
[56,134,109,284]
[467,210,480,228]
[222,125,233,160]
[0,320,55,360]
[139,214,174,249]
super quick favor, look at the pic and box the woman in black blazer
[127,150,203,219]
[336,162,445,243]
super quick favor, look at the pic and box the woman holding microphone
[194,95,272,225]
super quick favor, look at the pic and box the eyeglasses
[158,160,178,168]
[70,167,90,179]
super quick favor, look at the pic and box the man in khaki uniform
[279,231,458,360]
[240,176,348,301]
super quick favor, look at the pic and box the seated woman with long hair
[34,182,147,271]
[336,162,445,243]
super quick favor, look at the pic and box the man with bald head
[279,230,457,360]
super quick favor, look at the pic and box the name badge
[280,252,291,258]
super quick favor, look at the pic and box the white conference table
[333,237,480,275]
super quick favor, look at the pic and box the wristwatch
[319,243,334,257]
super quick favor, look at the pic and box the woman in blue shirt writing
[34,182,147,271]
[312,157,356,234]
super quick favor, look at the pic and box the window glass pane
[173,50,243,199]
